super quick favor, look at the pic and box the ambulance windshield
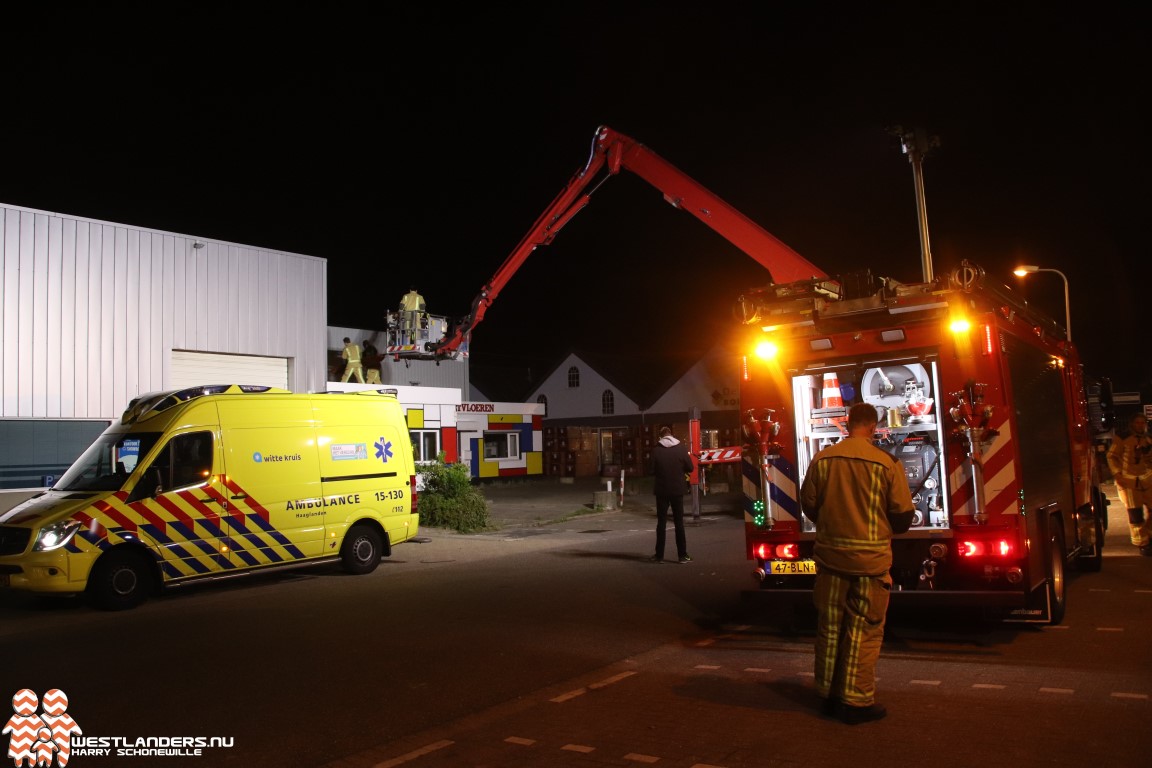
[55,432,163,492]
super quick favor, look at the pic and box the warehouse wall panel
[0,203,328,420]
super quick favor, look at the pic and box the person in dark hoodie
[649,426,695,564]
[800,402,915,725]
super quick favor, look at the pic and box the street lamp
[1013,265,1071,342]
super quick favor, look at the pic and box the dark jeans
[654,494,687,560]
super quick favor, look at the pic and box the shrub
[418,454,492,533]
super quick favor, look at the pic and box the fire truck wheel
[1046,520,1067,625]
[86,549,155,611]
[340,525,383,575]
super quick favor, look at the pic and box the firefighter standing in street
[340,337,365,383]
[800,402,915,725]
[1107,412,1152,556]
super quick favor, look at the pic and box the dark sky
[3,5,1148,399]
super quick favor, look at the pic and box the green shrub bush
[417,454,492,533]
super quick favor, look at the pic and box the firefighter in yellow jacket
[340,337,365,383]
[800,402,914,725]
[1107,412,1152,556]
[399,287,426,345]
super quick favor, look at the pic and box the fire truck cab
[738,261,1108,624]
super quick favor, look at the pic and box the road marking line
[552,671,636,701]
[910,680,942,686]
[695,665,721,670]
[590,671,636,689]
[1097,627,1125,632]
[1088,588,1111,592]
[1110,692,1149,700]
[374,739,454,767]
[505,737,536,746]
[744,667,772,673]
[562,744,595,753]
[972,684,1006,689]
[625,754,660,763]
[1135,589,1152,594]
[1039,687,1075,695]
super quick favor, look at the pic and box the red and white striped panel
[698,447,743,464]
[947,411,1019,519]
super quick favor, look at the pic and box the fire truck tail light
[957,539,1014,558]
[751,542,801,560]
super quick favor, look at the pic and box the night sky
[3,5,1147,400]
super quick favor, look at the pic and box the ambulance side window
[133,432,214,499]
[170,432,213,489]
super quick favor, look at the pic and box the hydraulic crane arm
[424,125,825,359]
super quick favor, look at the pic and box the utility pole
[891,126,940,283]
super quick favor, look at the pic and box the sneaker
[678,555,692,564]
[821,698,841,717]
[1140,545,1152,557]
[648,556,664,564]
[839,703,887,725]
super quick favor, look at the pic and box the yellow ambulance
[0,385,419,609]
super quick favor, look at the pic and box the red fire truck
[412,125,1107,625]
[736,261,1108,624]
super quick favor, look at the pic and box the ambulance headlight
[34,519,83,552]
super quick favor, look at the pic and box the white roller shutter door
[170,351,289,390]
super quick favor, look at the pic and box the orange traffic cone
[822,372,843,409]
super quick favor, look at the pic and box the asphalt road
[1,479,1149,768]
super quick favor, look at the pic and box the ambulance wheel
[341,525,383,575]
[1046,521,1067,625]
[87,549,154,611]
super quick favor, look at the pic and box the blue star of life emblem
[374,437,393,463]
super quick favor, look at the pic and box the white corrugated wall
[0,203,328,419]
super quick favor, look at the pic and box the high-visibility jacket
[1108,430,1152,508]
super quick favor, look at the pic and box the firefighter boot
[839,702,887,725]
[1128,508,1150,554]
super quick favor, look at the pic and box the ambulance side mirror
[127,468,164,503]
